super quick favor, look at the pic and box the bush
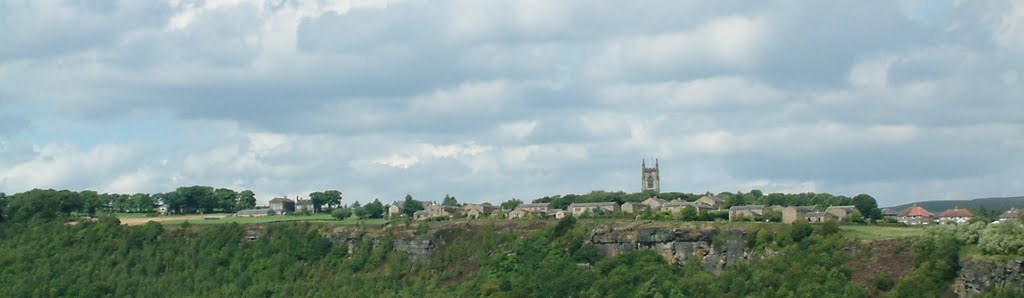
[791,220,814,242]
[978,223,1024,255]
[551,216,577,239]
[818,220,840,236]
[332,208,353,220]
[873,273,895,292]
[927,221,986,245]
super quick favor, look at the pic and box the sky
[1,0,1022,207]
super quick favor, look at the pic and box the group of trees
[0,187,259,222]
[307,190,343,213]
[160,186,256,214]
[331,199,386,220]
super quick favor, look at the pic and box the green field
[149,215,386,226]
[840,225,926,240]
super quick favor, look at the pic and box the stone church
[642,158,660,193]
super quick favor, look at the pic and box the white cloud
[496,120,539,141]
[584,15,766,82]
[0,142,138,190]
[598,76,787,110]
[368,142,491,169]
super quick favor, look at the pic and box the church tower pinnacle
[642,158,661,193]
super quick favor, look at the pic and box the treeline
[532,190,882,219]
[0,186,257,222]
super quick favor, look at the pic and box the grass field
[840,225,926,240]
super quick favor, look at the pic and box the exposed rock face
[954,258,1024,297]
[585,225,763,274]
[393,237,438,260]
[327,228,442,261]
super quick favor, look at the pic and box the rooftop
[729,205,766,211]
[569,202,619,207]
[938,207,974,218]
[897,205,934,218]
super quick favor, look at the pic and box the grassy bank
[840,225,925,240]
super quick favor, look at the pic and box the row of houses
[726,205,860,223]
[380,195,729,221]
[882,205,1021,225]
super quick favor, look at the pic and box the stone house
[421,204,459,220]
[695,195,726,211]
[881,208,900,220]
[413,210,430,220]
[463,203,498,219]
[388,200,432,218]
[825,205,859,221]
[728,205,766,221]
[387,202,404,218]
[269,197,296,215]
[661,200,697,213]
[517,203,552,213]
[641,197,668,210]
[938,207,974,224]
[553,209,570,219]
[803,212,838,223]
[621,202,646,214]
[296,199,314,213]
[773,206,817,224]
[897,204,934,225]
[507,209,547,219]
[568,202,620,217]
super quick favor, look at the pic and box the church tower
[641,158,660,193]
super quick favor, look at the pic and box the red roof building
[938,207,974,218]
[897,204,934,225]
[938,207,974,224]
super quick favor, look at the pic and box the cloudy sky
[1,0,1022,206]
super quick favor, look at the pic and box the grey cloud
[0,1,171,61]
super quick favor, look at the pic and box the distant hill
[885,196,1024,213]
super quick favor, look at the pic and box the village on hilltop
[223,158,1020,226]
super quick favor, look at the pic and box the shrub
[818,220,840,236]
[331,208,353,220]
[791,220,814,242]
[978,223,1024,255]
[873,273,895,292]
[551,216,577,239]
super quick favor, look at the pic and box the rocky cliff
[327,228,442,260]
[954,258,1024,297]
[322,222,765,274]
[585,224,766,274]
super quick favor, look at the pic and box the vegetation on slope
[0,214,878,297]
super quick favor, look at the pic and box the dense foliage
[927,221,1024,256]
[0,187,259,221]
[0,214,880,297]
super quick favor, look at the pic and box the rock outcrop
[585,224,764,274]
[327,229,442,261]
[954,258,1024,297]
